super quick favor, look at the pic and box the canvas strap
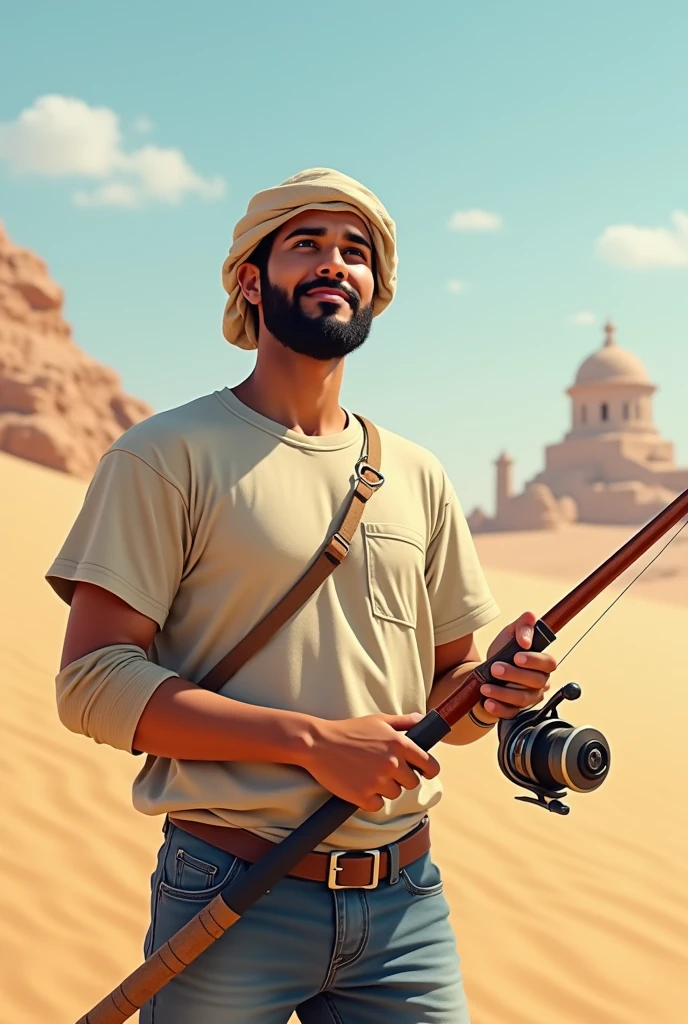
[196,414,383,693]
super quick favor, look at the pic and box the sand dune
[2,449,687,1024]
[474,520,688,609]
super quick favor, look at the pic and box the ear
[237,261,261,306]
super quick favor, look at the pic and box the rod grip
[76,895,239,1023]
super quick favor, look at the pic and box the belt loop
[388,842,400,885]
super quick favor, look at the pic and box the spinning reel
[496,682,610,815]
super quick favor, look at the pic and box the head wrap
[221,167,397,350]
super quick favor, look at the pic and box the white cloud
[122,145,225,204]
[74,182,142,209]
[448,209,503,232]
[0,94,225,209]
[571,311,596,326]
[447,279,467,294]
[597,210,688,268]
[0,95,121,176]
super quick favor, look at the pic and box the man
[47,168,556,1023]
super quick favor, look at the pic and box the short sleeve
[425,475,500,645]
[46,449,191,629]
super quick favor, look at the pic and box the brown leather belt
[168,815,431,889]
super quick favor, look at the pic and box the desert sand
[2,448,687,1024]
[473,521,688,610]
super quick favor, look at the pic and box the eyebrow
[282,225,372,251]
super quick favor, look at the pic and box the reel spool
[496,682,610,815]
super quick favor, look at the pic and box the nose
[315,245,349,281]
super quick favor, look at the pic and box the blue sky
[2,1,687,515]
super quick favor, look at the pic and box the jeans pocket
[159,825,245,902]
[401,852,444,898]
[173,848,218,891]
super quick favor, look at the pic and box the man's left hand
[481,610,556,720]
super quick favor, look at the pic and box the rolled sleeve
[55,644,179,753]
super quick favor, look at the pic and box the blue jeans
[139,820,470,1023]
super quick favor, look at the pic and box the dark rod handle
[224,795,355,913]
[472,618,557,686]
[223,620,559,915]
[222,707,453,914]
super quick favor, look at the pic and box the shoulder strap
[196,415,383,693]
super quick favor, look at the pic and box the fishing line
[556,518,687,667]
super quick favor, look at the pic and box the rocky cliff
[0,221,153,479]
[0,222,153,477]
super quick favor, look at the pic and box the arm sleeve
[46,448,191,628]
[425,475,500,645]
[55,644,179,753]
[45,448,190,752]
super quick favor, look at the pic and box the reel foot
[515,794,570,815]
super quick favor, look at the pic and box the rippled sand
[2,450,686,1023]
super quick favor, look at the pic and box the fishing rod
[77,484,688,1024]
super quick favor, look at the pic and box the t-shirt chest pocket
[362,522,426,628]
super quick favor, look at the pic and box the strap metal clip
[355,459,385,489]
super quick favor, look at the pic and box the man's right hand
[301,713,440,812]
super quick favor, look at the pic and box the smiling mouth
[306,289,351,304]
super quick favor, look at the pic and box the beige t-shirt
[47,389,499,850]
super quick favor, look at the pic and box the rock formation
[0,221,153,479]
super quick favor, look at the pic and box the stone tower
[495,451,513,519]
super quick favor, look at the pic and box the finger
[482,684,548,709]
[392,760,423,791]
[482,699,523,719]
[489,663,550,690]
[377,780,404,801]
[400,742,441,780]
[512,651,557,673]
[360,794,385,812]
[483,688,548,713]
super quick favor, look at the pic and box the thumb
[487,609,537,659]
[515,610,537,650]
[384,712,424,731]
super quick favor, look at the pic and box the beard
[259,274,374,361]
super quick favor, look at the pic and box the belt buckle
[327,849,381,890]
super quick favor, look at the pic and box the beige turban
[221,167,397,350]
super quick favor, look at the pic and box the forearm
[132,675,317,764]
[56,642,317,763]
[428,660,498,746]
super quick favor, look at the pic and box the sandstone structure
[469,321,688,531]
[0,221,153,479]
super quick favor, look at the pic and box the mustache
[294,278,360,311]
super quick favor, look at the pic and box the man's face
[251,209,376,361]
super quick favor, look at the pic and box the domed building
[469,322,687,531]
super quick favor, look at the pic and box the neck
[231,333,348,436]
